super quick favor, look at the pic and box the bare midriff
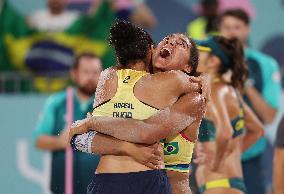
[196,137,243,186]
[96,155,156,173]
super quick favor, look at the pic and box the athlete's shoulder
[152,70,187,80]
[94,67,118,106]
[211,81,231,100]
[100,66,118,80]
[152,70,189,89]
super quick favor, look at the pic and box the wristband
[70,131,97,153]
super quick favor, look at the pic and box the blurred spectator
[218,0,255,19]
[273,115,284,194]
[32,53,102,194]
[28,0,156,32]
[0,0,156,93]
[0,0,115,93]
[127,0,157,29]
[28,0,79,32]
[187,0,219,40]
[218,9,282,194]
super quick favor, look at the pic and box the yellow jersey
[93,69,194,173]
[93,69,158,120]
[164,132,195,173]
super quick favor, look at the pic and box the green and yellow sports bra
[93,69,194,173]
[198,79,245,142]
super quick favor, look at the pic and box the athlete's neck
[210,71,223,82]
[211,73,232,85]
[128,61,148,72]
[152,66,165,73]
[208,68,218,77]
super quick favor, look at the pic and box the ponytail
[214,36,248,90]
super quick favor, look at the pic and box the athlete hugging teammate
[70,20,209,194]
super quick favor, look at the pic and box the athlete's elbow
[256,127,264,140]
[251,123,265,140]
[191,93,206,116]
[264,112,276,124]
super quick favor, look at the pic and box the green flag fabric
[0,0,116,92]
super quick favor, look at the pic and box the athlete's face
[71,57,102,96]
[197,50,221,76]
[197,51,211,73]
[152,34,192,73]
[219,16,250,45]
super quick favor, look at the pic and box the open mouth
[160,48,171,58]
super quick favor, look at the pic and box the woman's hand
[194,142,226,172]
[125,142,164,169]
[193,143,214,166]
[69,116,92,143]
[189,73,211,103]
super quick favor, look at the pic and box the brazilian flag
[0,0,116,92]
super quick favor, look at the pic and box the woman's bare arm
[70,92,206,144]
[72,131,162,169]
[210,85,234,171]
[242,101,264,152]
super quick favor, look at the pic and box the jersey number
[123,76,131,83]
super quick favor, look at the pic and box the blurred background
[0,0,283,193]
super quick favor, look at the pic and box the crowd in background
[0,0,156,93]
[0,0,283,194]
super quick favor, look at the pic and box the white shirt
[29,9,79,32]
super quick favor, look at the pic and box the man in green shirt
[33,52,103,194]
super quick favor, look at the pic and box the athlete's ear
[151,44,155,52]
[210,55,220,68]
[183,64,192,74]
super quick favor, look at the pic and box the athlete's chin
[153,58,168,69]
[153,64,167,72]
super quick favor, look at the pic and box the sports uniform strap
[234,89,244,117]
[117,69,148,89]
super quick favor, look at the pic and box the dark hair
[188,38,199,76]
[213,36,248,89]
[218,9,250,26]
[72,52,101,69]
[109,20,154,67]
[200,0,218,7]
